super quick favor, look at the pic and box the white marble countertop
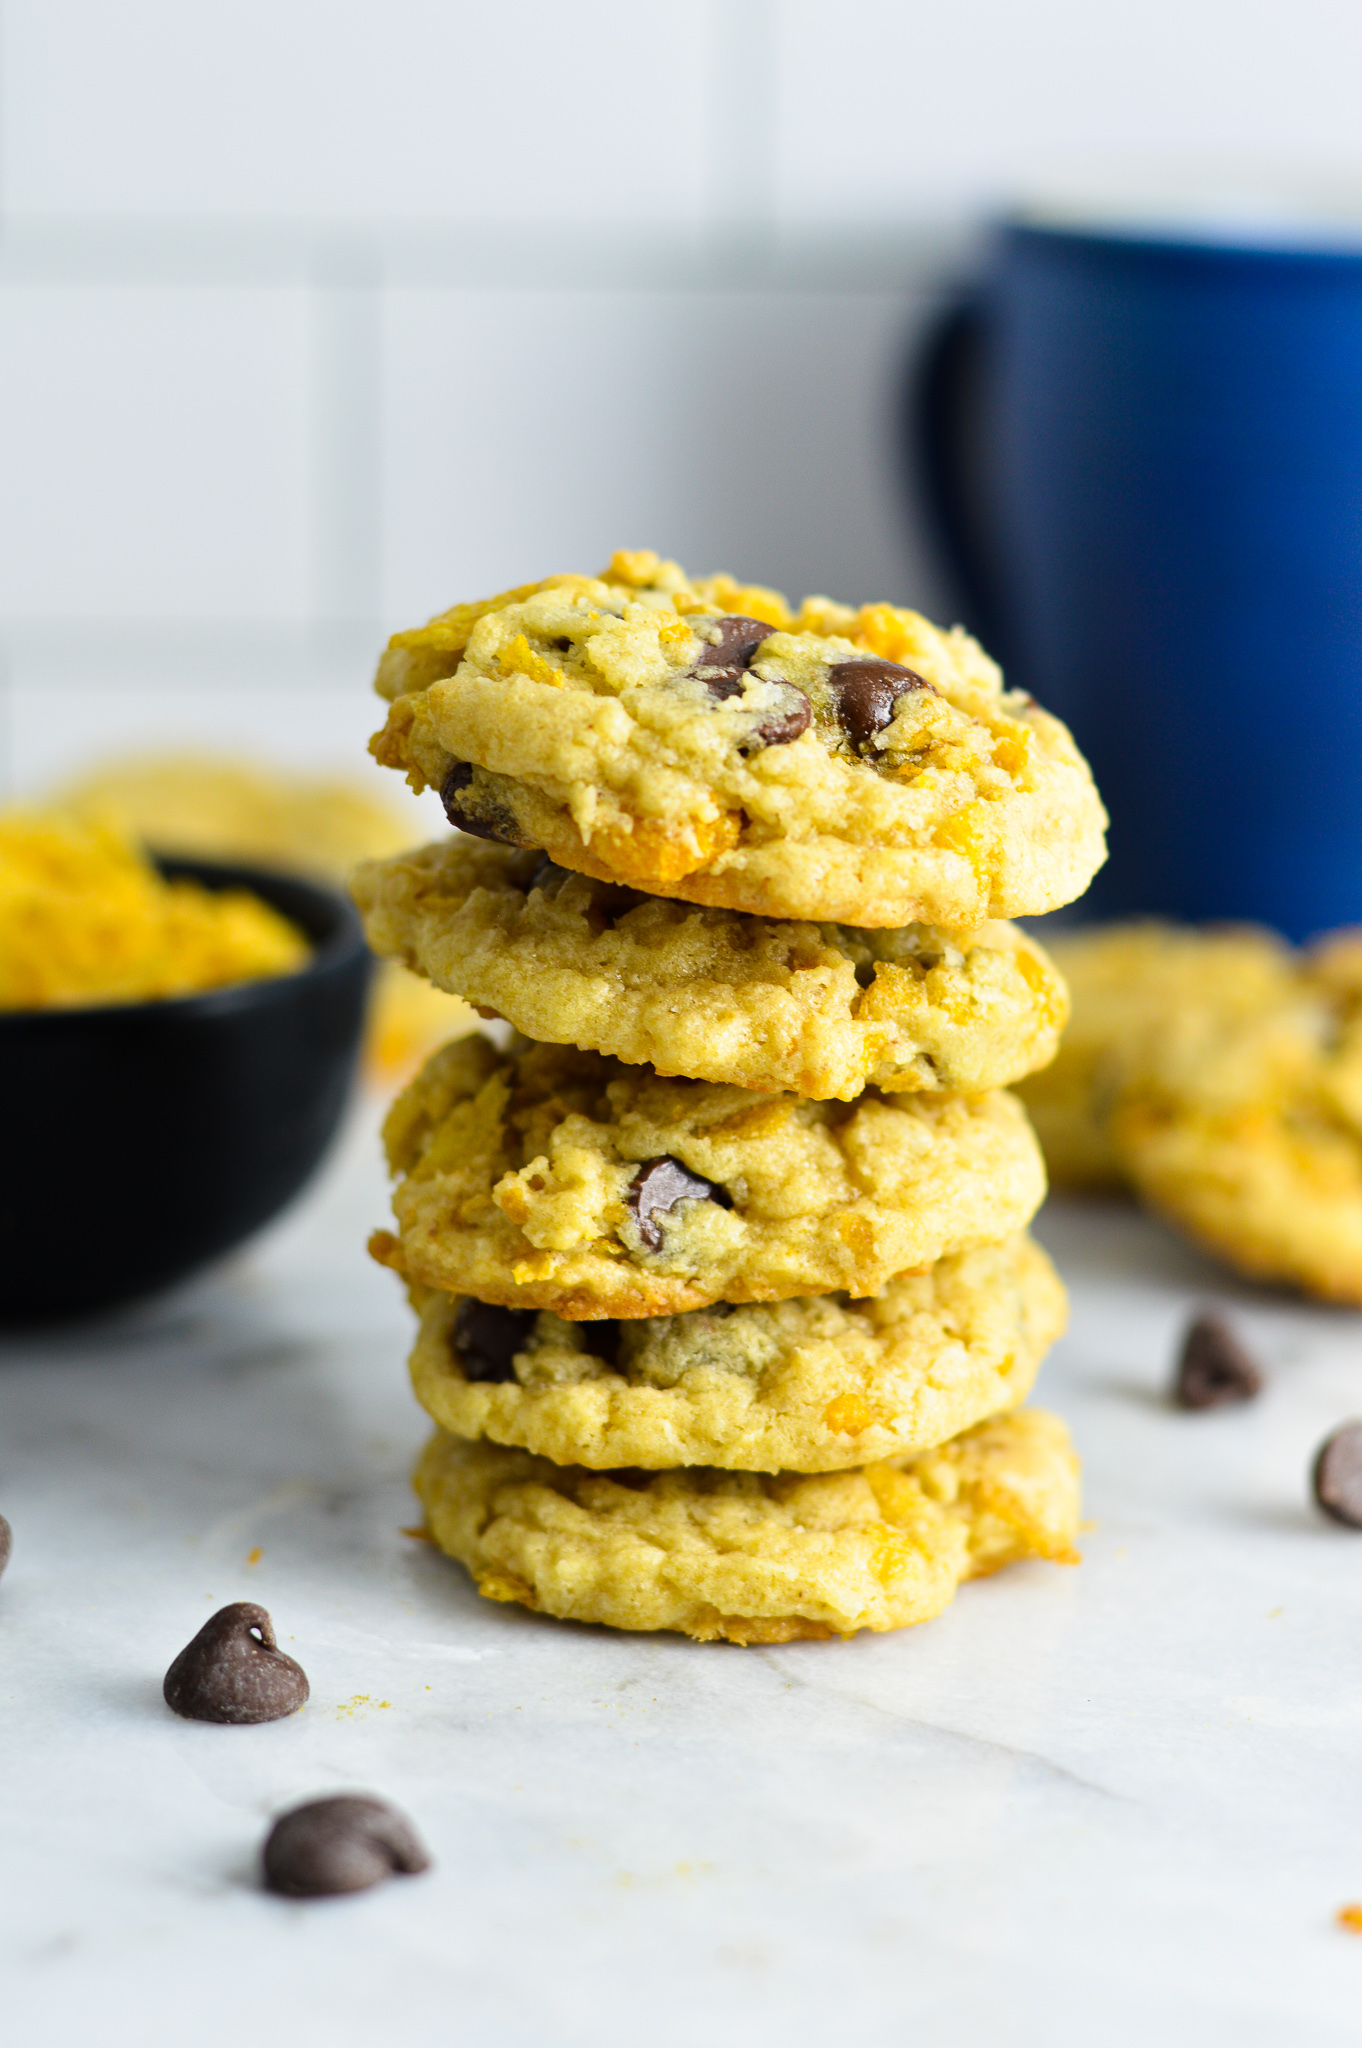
[6,1103,1362,2048]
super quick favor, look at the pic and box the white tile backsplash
[379,284,948,627]
[0,285,311,620]
[2,632,442,835]
[1,0,1351,776]
[1,0,712,224]
[773,0,1362,224]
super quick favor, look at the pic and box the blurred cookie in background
[51,751,476,1080]
[1018,918,1362,1304]
[1015,921,1299,1191]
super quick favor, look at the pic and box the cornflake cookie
[370,551,1106,929]
[352,838,1069,1101]
[1105,927,1362,1304]
[407,1232,1066,1472]
[413,1407,1081,1642]
[371,1034,1047,1318]
[1015,921,1299,1189]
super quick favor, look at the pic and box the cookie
[370,551,1106,929]
[1015,921,1298,1189]
[351,838,1069,1102]
[371,1033,1047,1318]
[1107,928,1362,1303]
[406,1231,1066,1473]
[412,1406,1081,1642]
[1017,919,1362,1302]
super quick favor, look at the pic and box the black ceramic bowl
[0,857,372,1324]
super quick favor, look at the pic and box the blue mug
[915,217,1362,939]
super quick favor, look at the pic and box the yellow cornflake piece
[689,573,794,632]
[607,549,663,586]
[934,801,997,881]
[583,810,742,888]
[850,603,939,668]
[823,1392,874,1436]
[0,809,308,1012]
[389,581,546,655]
[992,731,1032,777]
[496,633,564,688]
[657,616,694,657]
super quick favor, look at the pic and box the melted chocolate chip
[440,761,517,843]
[163,1602,309,1724]
[453,1299,536,1383]
[262,1795,431,1899]
[1314,1423,1362,1527]
[740,685,812,753]
[627,1156,732,1251]
[0,1514,10,1582]
[1173,1312,1264,1410]
[828,657,934,751]
[689,614,773,699]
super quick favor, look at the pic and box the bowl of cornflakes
[0,811,372,1322]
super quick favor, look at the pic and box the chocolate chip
[689,615,773,699]
[828,657,934,751]
[627,1156,732,1251]
[163,1602,309,1724]
[262,1795,431,1899]
[453,1299,536,1383]
[1173,1312,1264,1410]
[440,761,518,843]
[740,685,811,753]
[1314,1423,1362,1527]
[0,1514,10,1581]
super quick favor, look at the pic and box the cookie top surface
[407,1231,1066,1473]
[373,1032,1047,1318]
[413,1406,1081,1642]
[352,838,1069,1101]
[370,551,1106,929]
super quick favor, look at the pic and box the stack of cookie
[355,551,1107,1643]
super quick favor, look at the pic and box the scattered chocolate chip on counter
[0,1513,11,1580]
[163,1601,310,1724]
[1172,1311,1263,1410]
[263,1795,431,1898]
[1313,1423,1362,1528]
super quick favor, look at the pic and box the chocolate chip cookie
[372,1033,1047,1318]
[1019,919,1362,1303]
[370,551,1106,930]
[412,1406,1081,1641]
[405,1231,1065,1472]
[352,838,1068,1102]
[1015,920,1298,1189]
